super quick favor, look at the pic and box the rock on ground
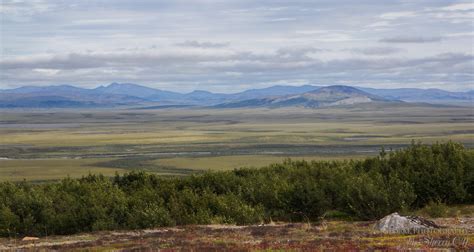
[374,212,440,233]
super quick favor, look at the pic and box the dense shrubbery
[0,141,472,237]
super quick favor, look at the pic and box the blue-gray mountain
[0,84,146,108]
[359,87,473,104]
[215,86,395,108]
[0,83,471,108]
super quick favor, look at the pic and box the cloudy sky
[1,0,473,92]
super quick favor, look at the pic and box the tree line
[0,141,472,237]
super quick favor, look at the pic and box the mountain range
[0,83,472,108]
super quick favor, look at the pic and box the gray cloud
[1,48,471,91]
[379,36,443,43]
[349,47,403,55]
[275,47,323,60]
[1,0,473,91]
[175,40,230,48]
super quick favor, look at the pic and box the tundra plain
[1,104,472,181]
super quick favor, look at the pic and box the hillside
[94,82,183,101]
[229,84,320,100]
[215,85,395,108]
[360,87,473,104]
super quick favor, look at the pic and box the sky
[0,0,473,93]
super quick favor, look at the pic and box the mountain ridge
[215,85,396,109]
[0,83,472,108]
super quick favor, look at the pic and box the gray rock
[374,212,440,233]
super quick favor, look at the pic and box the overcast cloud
[0,0,473,92]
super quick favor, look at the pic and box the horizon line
[1,82,472,94]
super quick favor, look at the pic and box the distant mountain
[0,83,471,108]
[229,85,320,100]
[360,87,473,104]
[95,83,183,101]
[181,90,231,104]
[2,85,91,95]
[0,94,93,108]
[215,85,394,108]
[184,90,225,100]
[0,84,146,108]
[0,83,324,108]
[94,83,230,104]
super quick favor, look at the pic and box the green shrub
[344,173,415,220]
[419,201,449,218]
[0,141,471,237]
[126,203,174,228]
[0,206,19,237]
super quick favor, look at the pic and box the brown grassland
[1,205,472,251]
[0,104,473,181]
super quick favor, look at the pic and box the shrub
[344,173,415,220]
[0,141,471,237]
[419,201,449,218]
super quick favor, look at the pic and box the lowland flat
[1,104,473,181]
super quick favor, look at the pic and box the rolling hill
[229,85,320,100]
[215,85,395,108]
[360,87,473,104]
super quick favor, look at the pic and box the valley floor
[1,105,473,181]
[1,216,472,251]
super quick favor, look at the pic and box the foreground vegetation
[0,141,472,237]
[2,214,472,251]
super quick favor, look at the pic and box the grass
[0,108,474,146]
[0,155,367,181]
[0,105,472,181]
[0,158,126,181]
[2,210,472,250]
[153,154,366,171]
[1,106,473,147]
[414,204,474,218]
